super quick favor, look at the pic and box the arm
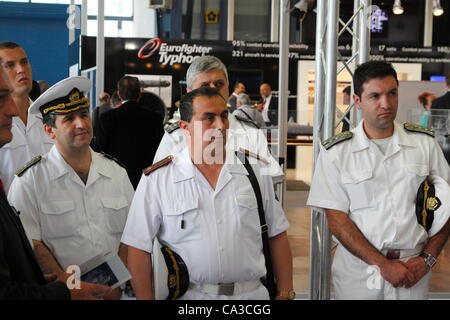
[32,240,64,276]
[404,218,450,288]
[127,246,154,300]
[326,209,415,287]
[269,231,293,300]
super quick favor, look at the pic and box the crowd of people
[0,40,449,301]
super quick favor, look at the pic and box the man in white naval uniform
[0,42,53,192]
[122,87,294,300]
[153,56,283,183]
[307,61,450,300]
[8,76,135,300]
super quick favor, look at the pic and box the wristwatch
[277,290,296,300]
[419,252,437,269]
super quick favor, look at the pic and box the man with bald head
[0,41,53,192]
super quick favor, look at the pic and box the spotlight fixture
[433,0,444,16]
[392,0,404,15]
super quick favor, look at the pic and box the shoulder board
[143,155,173,176]
[15,156,42,177]
[165,122,180,134]
[100,152,126,168]
[238,148,270,165]
[234,115,260,129]
[404,123,435,137]
[322,132,353,150]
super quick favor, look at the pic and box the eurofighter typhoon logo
[138,38,213,66]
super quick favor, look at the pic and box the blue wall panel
[0,2,70,86]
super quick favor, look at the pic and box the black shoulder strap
[236,151,277,299]
[239,109,253,121]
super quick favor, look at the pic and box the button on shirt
[0,109,54,193]
[307,121,450,251]
[7,145,135,269]
[121,147,289,285]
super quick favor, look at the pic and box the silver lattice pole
[309,0,371,300]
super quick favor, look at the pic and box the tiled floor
[284,175,450,296]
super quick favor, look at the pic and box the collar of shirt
[171,146,248,185]
[48,145,114,182]
[350,121,416,153]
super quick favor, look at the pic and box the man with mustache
[122,87,293,300]
[307,61,450,300]
[0,42,54,193]
[0,66,111,300]
[7,76,135,300]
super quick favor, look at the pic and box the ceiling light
[392,0,404,15]
[433,0,444,16]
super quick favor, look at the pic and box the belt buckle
[217,283,235,296]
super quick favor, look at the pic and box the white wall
[132,0,158,38]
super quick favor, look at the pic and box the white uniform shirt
[7,145,135,269]
[307,121,450,251]
[121,147,289,285]
[0,109,54,193]
[153,114,284,182]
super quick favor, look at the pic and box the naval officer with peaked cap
[8,76,135,300]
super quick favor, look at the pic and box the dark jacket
[431,91,450,110]
[97,100,164,189]
[0,191,70,300]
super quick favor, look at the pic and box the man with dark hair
[431,72,450,110]
[97,76,164,189]
[122,87,293,300]
[0,65,111,300]
[227,81,246,113]
[0,41,53,192]
[307,60,450,300]
[8,76,134,300]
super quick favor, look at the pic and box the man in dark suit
[257,83,278,126]
[91,92,112,151]
[227,81,246,113]
[431,73,450,110]
[0,64,109,300]
[98,76,164,189]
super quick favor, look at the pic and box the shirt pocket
[236,194,261,240]
[101,196,129,234]
[405,164,429,202]
[341,169,374,212]
[41,200,76,239]
[162,197,201,244]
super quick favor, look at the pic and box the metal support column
[271,0,280,42]
[96,0,105,105]
[424,0,433,46]
[309,0,371,300]
[81,0,88,36]
[278,0,290,209]
[227,0,235,41]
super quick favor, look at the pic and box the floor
[284,170,450,297]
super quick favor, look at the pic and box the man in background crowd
[227,81,246,113]
[233,92,265,128]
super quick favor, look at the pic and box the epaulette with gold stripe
[322,131,353,150]
[16,156,42,177]
[404,123,435,137]
[100,152,126,168]
[234,115,260,129]
[238,148,270,165]
[143,156,173,176]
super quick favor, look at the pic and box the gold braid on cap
[42,97,89,115]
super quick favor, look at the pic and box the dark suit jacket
[431,91,450,110]
[259,96,278,125]
[0,191,70,300]
[97,100,164,189]
[91,104,113,151]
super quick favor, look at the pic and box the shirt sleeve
[306,146,351,214]
[429,137,450,183]
[7,176,42,243]
[121,175,161,253]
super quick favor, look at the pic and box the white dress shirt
[8,146,135,269]
[261,95,272,123]
[121,147,289,285]
[0,108,54,193]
